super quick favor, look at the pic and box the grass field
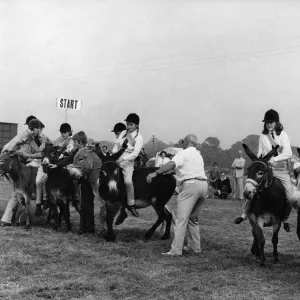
[1,180,300,300]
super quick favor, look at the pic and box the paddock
[0,179,300,300]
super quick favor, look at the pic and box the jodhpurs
[119,160,135,206]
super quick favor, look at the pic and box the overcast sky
[1,0,300,149]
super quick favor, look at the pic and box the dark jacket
[56,148,78,167]
[215,177,232,198]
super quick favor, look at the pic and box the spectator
[155,151,171,167]
[214,171,232,199]
[231,150,246,200]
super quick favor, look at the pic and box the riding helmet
[262,109,279,123]
[28,119,42,129]
[24,115,37,125]
[124,113,140,125]
[59,123,72,133]
[112,122,127,133]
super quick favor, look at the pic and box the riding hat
[72,131,87,144]
[24,115,37,125]
[262,109,279,123]
[28,119,42,129]
[112,122,127,133]
[125,113,140,125]
[59,123,72,133]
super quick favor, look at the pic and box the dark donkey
[0,151,37,229]
[74,145,176,241]
[236,143,288,266]
[42,143,75,231]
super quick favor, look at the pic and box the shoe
[283,222,291,233]
[234,216,245,224]
[35,204,43,217]
[162,251,182,256]
[128,205,139,217]
[0,221,12,227]
[183,246,201,254]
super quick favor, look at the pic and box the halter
[246,160,271,191]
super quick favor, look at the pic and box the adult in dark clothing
[214,172,232,199]
[49,131,96,233]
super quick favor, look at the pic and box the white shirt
[155,156,171,167]
[172,147,207,183]
[112,129,143,162]
[257,131,292,163]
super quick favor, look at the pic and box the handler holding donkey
[147,134,208,256]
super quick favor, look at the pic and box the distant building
[0,122,18,151]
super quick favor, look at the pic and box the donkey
[235,143,288,266]
[42,143,74,231]
[73,146,176,241]
[0,152,37,229]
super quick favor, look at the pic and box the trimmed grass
[0,180,300,300]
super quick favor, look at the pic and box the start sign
[56,98,82,110]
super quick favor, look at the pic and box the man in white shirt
[231,150,246,200]
[147,134,208,256]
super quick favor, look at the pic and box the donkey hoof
[144,232,153,240]
[234,217,244,224]
[273,257,279,263]
[24,225,31,230]
[103,232,116,242]
[260,262,266,267]
[52,227,58,232]
[161,235,170,240]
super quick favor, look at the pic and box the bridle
[245,160,271,192]
[100,160,122,188]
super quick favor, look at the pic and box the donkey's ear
[263,145,279,161]
[297,147,300,158]
[242,143,257,161]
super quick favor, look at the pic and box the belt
[180,177,207,185]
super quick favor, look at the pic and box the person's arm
[235,158,245,169]
[120,135,143,162]
[231,159,236,168]
[56,151,76,167]
[257,134,263,158]
[273,132,292,162]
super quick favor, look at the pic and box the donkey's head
[242,143,278,200]
[72,147,102,181]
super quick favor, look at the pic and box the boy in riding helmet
[0,117,44,226]
[112,113,144,217]
[53,123,74,159]
[112,122,127,139]
[234,109,296,232]
[26,122,52,216]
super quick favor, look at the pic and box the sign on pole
[56,98,82,110]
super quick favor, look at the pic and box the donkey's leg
[90,181,106,233]
[272,220,281,263]
[52,204,59,231]
[23,193,31,230]
[115,205,128,225]
[62,197,71,232]
[104,202,121,242]
[250,226,259,257]
[255,218,266,267]
[57,202,64,227]
[297,207,300,242]
[145,205,165,240]
[162,207,172,240]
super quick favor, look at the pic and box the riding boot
[128,205,139,217]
